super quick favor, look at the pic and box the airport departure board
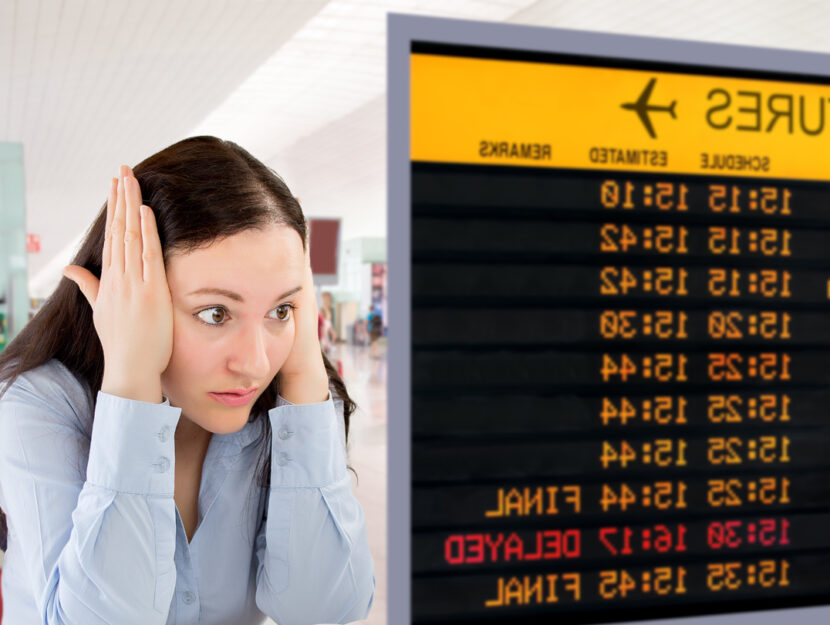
[408,37,830,625]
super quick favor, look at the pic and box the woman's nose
[228,324,270,379]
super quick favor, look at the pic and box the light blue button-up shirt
[0,359,375,624]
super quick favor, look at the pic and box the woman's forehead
[166,225,305,292]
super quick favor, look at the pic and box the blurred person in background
[368,306,384,359]
[319,307,336,356]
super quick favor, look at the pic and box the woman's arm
[254,233,374,624]
[0,363,181,624]
[254,394,375,625]
[0,166,180,624]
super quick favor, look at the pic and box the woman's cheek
[171,321,222,376]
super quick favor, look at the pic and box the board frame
[387,12,830,625]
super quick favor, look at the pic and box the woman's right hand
[63,165,173,403]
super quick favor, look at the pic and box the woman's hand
[63,165,173,403]
[277,253,330,405]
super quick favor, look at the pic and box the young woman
[0,137,374,624]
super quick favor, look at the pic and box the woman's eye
[269,304,294,321]
[195,307,227,326]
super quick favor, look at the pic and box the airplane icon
[621,78,677,139]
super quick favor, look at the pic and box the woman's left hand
[277,255,330,404]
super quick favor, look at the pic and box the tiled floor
[265,341,387,625]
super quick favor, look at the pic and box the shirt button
[182,590,196,605]
[278,428,293,440]
[154,456,170,473]
[276,452,290,466]
[157,426,171,443]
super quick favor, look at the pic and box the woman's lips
[207,389,257,407]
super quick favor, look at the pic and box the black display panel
[409,41,830,625]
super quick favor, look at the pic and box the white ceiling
[3,0,829,297]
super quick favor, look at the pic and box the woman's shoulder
[0,359,93,433]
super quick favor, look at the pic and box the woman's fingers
[123,173,143,279]
[139,204,165,283]
[102,178,117,271]
[110,167,128,275]
[62,265,100,308]
[85,165,174,398]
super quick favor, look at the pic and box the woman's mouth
[207,388,257,407]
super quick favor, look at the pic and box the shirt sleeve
[254,393,376,625]
[0,370,182,625]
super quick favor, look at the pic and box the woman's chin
[171,395,253,436]
[202,406,252,435]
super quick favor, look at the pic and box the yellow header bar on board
[410,53,830,181]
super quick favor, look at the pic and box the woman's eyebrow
[186,286,302,302]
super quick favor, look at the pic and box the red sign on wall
[308,219,339,276]
[27,233,40,253]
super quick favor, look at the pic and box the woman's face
[160,223,305,435]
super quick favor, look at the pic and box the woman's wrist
[278,370,330,405]
[101,372,164,404]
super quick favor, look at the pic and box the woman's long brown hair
[0,136,355,545]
